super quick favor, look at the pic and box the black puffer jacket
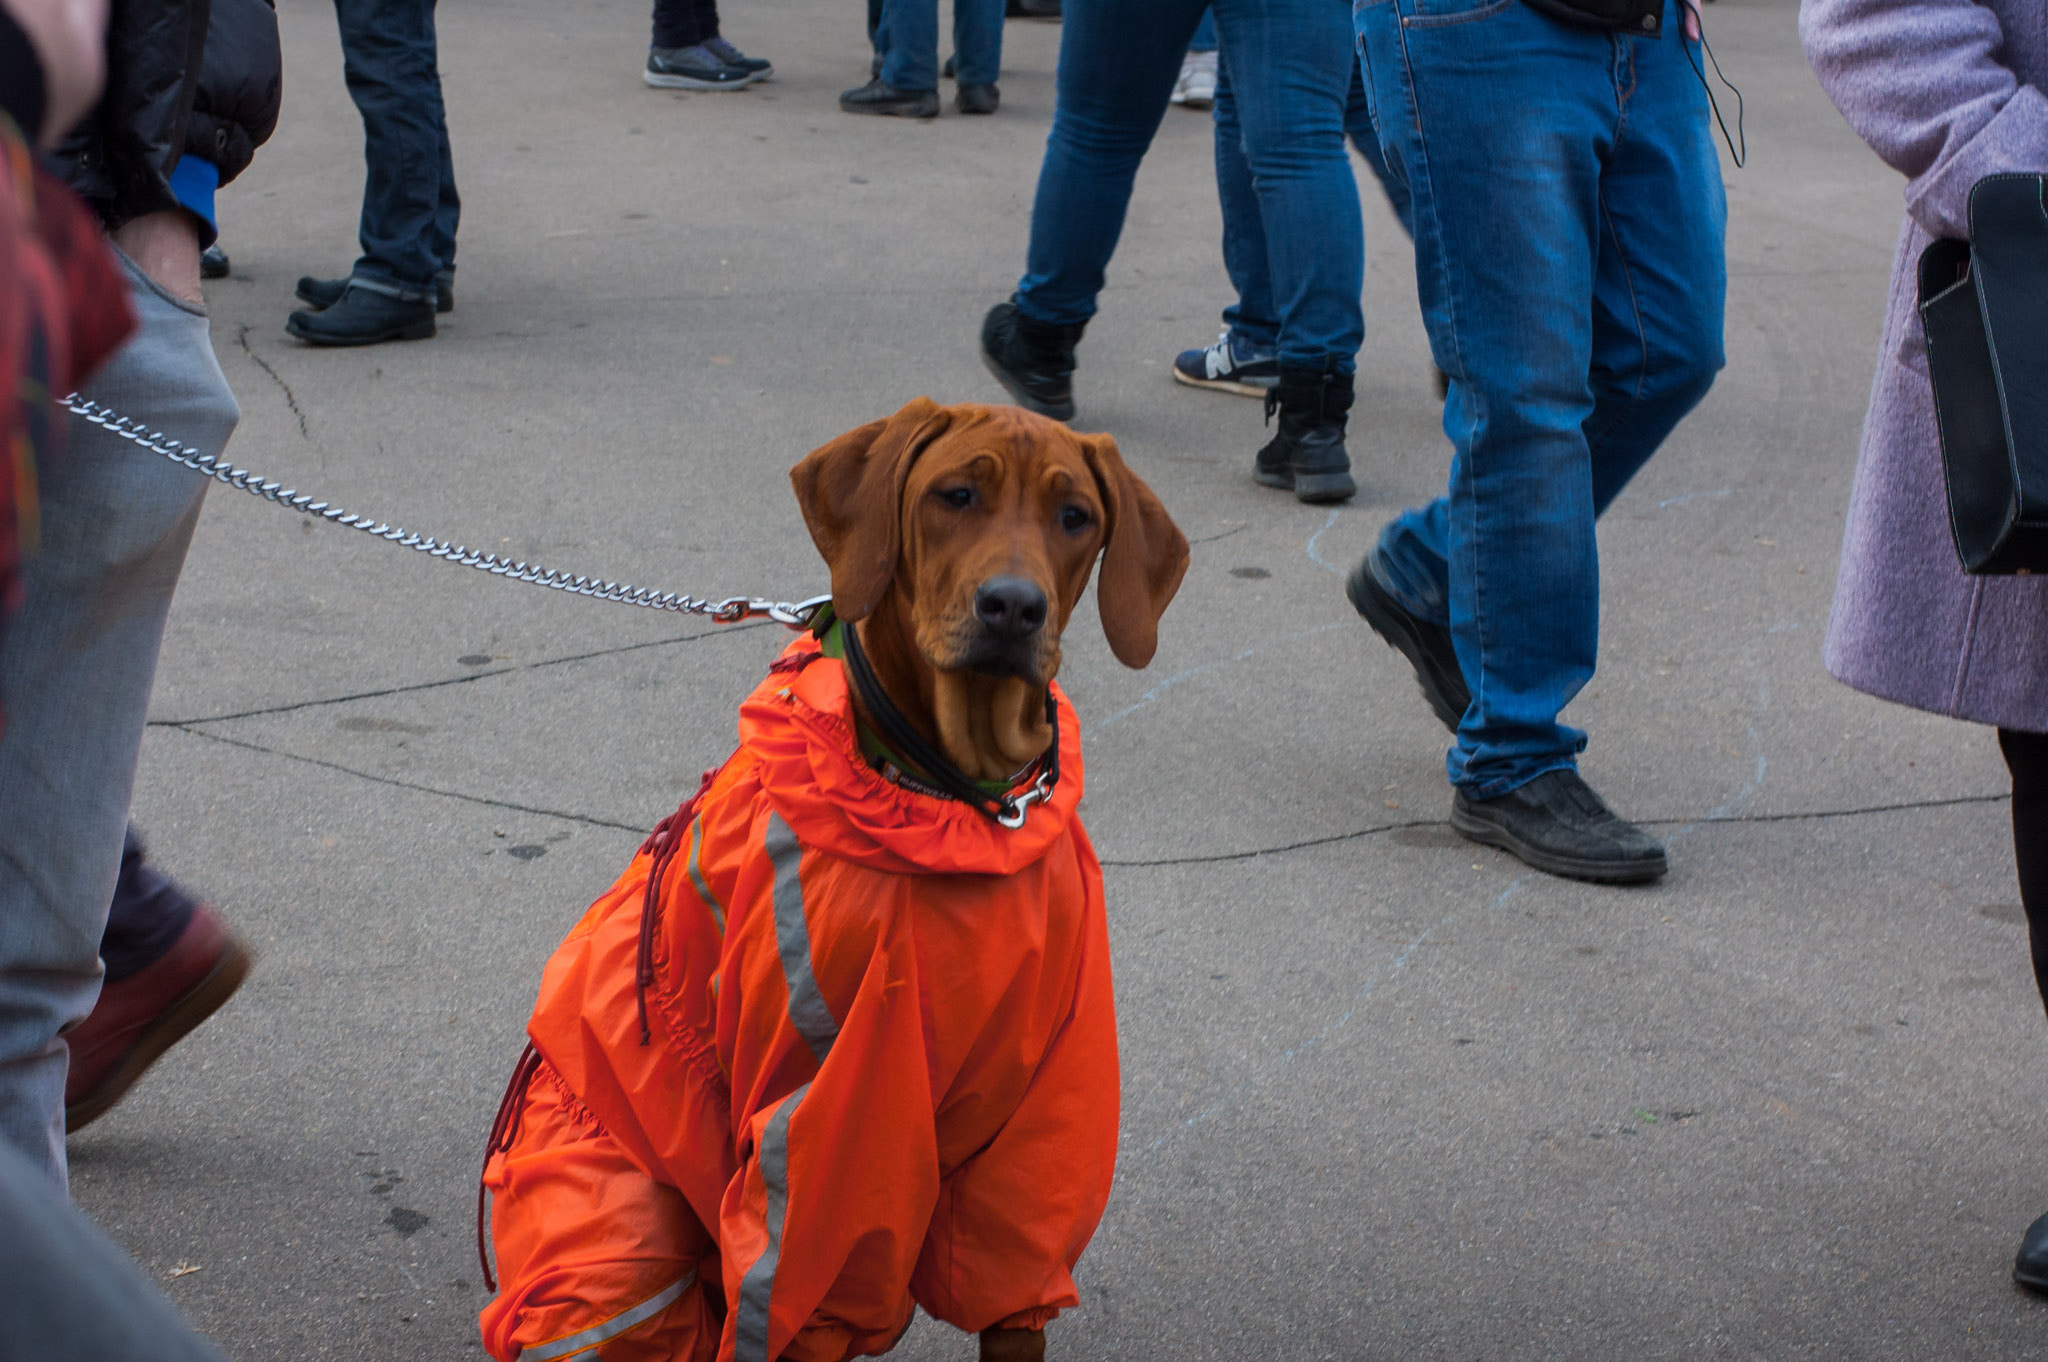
[189,0,281,187]
[52,0,281,233]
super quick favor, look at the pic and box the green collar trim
[816,613,1015,796]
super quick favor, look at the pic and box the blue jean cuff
[1452,757,1580,803]
[349,272,433,304]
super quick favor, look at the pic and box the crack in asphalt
[164,724,649,834]
[238,324,311,441]
[147,618,772,726]
[1096,793,2006,868]
[159,716,2005,859]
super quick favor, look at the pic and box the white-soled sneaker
[1171,50,1217,108]
[1172,329,1279,396]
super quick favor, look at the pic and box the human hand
[1681,0,1700,41]
[1,0,107,146]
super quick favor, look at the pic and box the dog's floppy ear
[790,397,953,621]
[1078,433,1190,668]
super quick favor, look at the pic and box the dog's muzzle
[962,575,1050,678]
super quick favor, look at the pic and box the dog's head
[791,399,1189,773]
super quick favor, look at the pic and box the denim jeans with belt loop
[1015,0,1364,373]
[1355,0,1726,797]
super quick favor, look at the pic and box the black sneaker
[980,299,1082,421]
[956,84,998,114]
[1346,554,1467,733]
[840,78,939,117]
[702,36,771,78]
[1451,770,1669,884]
[200,244,230,279]
[298,270,453,314]
[1253,363,1355,503]
[1006,0,1061,16]
[645,44,758,89]
[286,284,435,346]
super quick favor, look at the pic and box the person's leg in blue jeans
[0,255,236,1187]
[876,0,940,93]
[1178,52,1408,397]
[1353,0,1722,879]
[847,0,944,114]
[951,0,1005,92]
[984,0,1362,500]
[288,0,459,344]
[337,0,455,300]
[1008,0,1206,329]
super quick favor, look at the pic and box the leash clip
[995,763,1057,830]
[768,595,834,630]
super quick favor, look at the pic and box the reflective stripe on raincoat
[480,632,1117,1362]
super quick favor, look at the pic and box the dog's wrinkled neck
[853,598,1052,784]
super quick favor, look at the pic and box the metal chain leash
[61,395,831,629]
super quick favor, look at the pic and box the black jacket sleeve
[0,7,48,140]
[50,0,212,231]
[186,0,280,187]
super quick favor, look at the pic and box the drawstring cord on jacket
[635,767,721,1046]
[476,1041,544,1293]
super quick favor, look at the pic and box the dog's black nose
[975,576,1048,640]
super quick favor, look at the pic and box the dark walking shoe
[980,299,1082,421]
[1347,554,1467,733]
[1006,0,1061,16]
[956,84,999,114]
[702,36,771,78]
[298,270,453,314]
[199,244,230,279]
[1173,328,1278,396]
[943,54,957,79]
[1254,363,1356,503]
[65,904,253,1131]
[645,44,758,89]
[286,284,436,346]
[2016,1213,2048,1295]
[839,78,940,117]
[1451,770,1669,884]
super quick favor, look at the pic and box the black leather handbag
[1917,173,2048,575]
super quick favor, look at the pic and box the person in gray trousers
[0,0,274,1190]
[1801,0,2048,1294]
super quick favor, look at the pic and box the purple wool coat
[1801,0,2048,731]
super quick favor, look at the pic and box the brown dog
[791,396,1190,783]
[479,398,1187,1362]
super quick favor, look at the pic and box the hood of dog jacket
[739,633,1086,878]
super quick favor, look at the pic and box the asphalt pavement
[67,1,2048,1358]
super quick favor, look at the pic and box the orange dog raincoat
[478,631,1117,1362]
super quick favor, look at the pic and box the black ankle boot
[981,298,1083,421]
[285,283,436,346]
[1254,363,1356,504]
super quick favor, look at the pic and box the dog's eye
[1059,505,1093,533]
[935,486,976,509]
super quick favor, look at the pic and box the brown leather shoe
[64,905,253,1132]
[980,1327,1045,1362]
